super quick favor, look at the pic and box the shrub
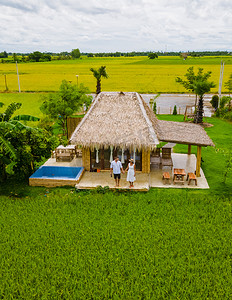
[223,111,232,121]
[220,96,231,109]
[210,95,219,109]
[153,101,157,114]
[173,105,177,115]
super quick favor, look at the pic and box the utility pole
[4,74,8,91]
[16,61,21,92]
[76,75,79,86]
[218,60,225,108]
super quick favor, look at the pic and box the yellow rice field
[1,56,232,93]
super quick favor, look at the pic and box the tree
[12,53,17,62]
[90,66,108,94]
[71,48,81,59]
[28,51,51,62]
[0,51,8,58]
[148,53,158,59]
[40,80,92,137]
[193,79,216,123]
[176,67,213,107]
[0,102,41,180]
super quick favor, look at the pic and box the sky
[0,0,232,53]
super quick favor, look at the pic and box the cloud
[0,0,37,12]
[0,0,231,52]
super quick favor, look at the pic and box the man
[110,156,124,187]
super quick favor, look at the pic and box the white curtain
[121,148,125,163]
[96,148,99,163]
[110,146,113,162]
[133,148,136,162]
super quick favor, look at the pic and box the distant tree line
[1,49,232,64]
[82,51,232,57]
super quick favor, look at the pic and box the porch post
[82,147,90,171]
[188,144,191,155]
[142,149,150,173]
[196,146,202,177]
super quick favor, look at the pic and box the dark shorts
[114,173,121,180]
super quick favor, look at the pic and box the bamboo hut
[70,92,214,176]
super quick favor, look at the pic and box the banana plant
[0,102,40,180]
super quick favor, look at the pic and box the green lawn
[0,92,45,118]
[1,56,232,93]
[0,117,231,299]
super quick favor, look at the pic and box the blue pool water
[30,166,84,180]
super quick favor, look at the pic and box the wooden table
[55,145,76,162]
[173,168,186,185]
[56,152,74,162]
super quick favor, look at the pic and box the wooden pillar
[196,146,202,177]
[82,147,90,171]
[188,145,191,155]
[142,149,150,173]
[100,149,104,170]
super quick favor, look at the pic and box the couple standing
[110,156,136,188]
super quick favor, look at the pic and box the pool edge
[29,167,85,187]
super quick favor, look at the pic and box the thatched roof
[139,95,214,147]
[70,92,159,150]
[70,92,214,149]
[157,120,214,146]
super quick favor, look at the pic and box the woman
[125,159,136,188]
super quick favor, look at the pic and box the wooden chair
[162,172,170,184]
[161,148,173,170]
[186,173,197,186]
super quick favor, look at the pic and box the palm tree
[0,102,40,180]
[176,67,213,108]
[193,80,216,123]
[90,66,108,94]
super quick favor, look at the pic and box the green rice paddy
[1,187,232,299]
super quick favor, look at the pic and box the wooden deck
[76,154,209,191]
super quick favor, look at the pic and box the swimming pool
[29,166,85,187]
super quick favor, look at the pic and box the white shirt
[110,160,122,174]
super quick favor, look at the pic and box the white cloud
[0,0,231,52]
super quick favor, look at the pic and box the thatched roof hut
[70,91,214,176]
[70,92,214,148]
[70,92,160,150]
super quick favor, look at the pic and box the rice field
[1,56,232,93]
[0,187,232,299]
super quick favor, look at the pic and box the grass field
[0,116,232,299]
[1,56,232,93]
